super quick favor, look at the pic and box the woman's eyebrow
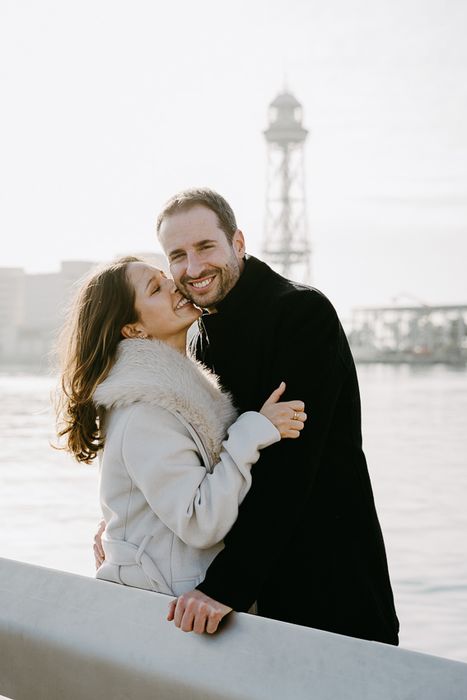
[144,275,158,292]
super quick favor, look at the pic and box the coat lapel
[93,339,238,463]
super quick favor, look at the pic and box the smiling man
[158,195,246,311]
[155,187,399,644]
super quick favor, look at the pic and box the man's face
[158,205,245,309]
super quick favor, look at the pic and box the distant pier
[348,304,467,364]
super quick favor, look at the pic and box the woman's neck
[162,332,188,355]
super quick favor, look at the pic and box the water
[0,365,466,663]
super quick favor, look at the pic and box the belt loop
[136,534,152,567]
[136,534,158,592]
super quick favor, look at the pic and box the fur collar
[93,339,238,463]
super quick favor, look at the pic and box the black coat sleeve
[197,291,350,610]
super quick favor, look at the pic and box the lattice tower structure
[262,91,311,283]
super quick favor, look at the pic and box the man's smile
[188,275,216,290]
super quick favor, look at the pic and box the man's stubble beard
[179,257,242,310]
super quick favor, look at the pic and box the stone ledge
[0,557,466,700]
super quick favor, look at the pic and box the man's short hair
[156,188,238,243]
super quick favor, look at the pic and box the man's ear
[121,323,146,339]
[233,229,246,258]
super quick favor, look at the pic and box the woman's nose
[165,278,178,294]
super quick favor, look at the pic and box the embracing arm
[121,404,280,549]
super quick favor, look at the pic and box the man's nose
[185,252,205,279]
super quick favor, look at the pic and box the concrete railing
[1,557,466,700]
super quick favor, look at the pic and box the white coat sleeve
[120,404,280,549]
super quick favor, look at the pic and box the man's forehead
[159,206,223,244]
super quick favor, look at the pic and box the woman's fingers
[291,412,307,423]
[262,381,286,406]
[291,420,305,431]
[284,429,301,439]
[288,400,305,413]
[280,405,308,438]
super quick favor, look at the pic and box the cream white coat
[93,339,280,596]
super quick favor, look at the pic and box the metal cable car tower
[262,90,311,283]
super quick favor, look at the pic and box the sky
[1,0,466,317]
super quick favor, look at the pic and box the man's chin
[185,288,220,309]
[192,297,216,310]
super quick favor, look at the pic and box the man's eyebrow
[194,238,216,247]
[167,248,185,258]
[168,239,216,257]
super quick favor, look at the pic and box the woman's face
[123,262,201,349]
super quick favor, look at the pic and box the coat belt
[102,534,173,595]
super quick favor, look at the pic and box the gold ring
[293,411,299,421]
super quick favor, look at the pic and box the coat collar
[209,255,275,317]
[94,339,237,463]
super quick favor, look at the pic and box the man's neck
[202,255,247,314]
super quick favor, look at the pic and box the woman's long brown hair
[55,256,140,463]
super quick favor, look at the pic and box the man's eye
[151,287,160,294]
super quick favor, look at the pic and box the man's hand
[167,589,232,634]
[93,519,106,570]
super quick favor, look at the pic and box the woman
[56,257,306,598]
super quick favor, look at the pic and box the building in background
[262,90,311,283]
[0,261,97,367]
[349,303,467,364]
[0,268,25,359]
[0,253,166,367]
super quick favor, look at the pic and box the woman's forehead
[127,262,170,288]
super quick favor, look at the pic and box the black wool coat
[194,255,399,645]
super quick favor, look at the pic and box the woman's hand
[260,382,307,439]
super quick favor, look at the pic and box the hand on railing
[167,589,232,634]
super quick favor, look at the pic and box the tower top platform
[269,91,302,109]
[264,90,308,144]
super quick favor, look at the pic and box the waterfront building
[0,253,168,367]
[349,304,467,364]
[0,267,25,359]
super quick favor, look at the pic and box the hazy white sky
[1,0,466,316]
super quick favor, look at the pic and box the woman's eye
[151,287,160,294]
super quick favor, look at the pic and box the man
[155,187,399,645]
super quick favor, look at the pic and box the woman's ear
[121,324,147,339]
